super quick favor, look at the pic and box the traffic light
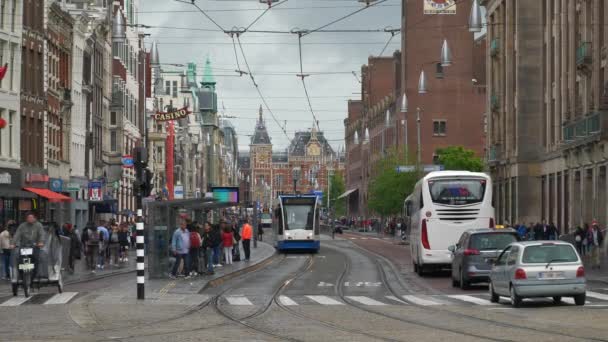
[132,147,152,198]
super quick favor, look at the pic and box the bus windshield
[283,205,314,230]
[428,178,486,205]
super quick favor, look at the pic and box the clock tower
[249,105,273,206]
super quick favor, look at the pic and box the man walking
[82,222,101,273]
[241,218,253,261]
[201,222,214,275]
[170,220,191,279]
[96,221,109,270]
[589,220,604,269]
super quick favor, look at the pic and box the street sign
[174,185,184,199]
[395,165,444,173]
[121,155,134,168]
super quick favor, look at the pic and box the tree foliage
[328,172,346,217]
[368,149,419,217]
[435,146,484,172]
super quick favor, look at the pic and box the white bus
[405,171,495,276]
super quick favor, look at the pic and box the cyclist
[10,212,45,280]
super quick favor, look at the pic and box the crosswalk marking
[226,296,253,305]
[44,292,79,305]
[279,295,298,306]
[0,296,33,307]
[402,295,443,306]
[306,295,344,305]
[346,296,386,306]
[586,291,608,301]
[447,295,494,306]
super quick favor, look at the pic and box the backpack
[190,232,201,248]
[88,229,100,245]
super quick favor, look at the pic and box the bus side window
[275,208,283,235]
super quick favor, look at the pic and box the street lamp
[468,0,482,33]
[382,109,390,156]
[440,39,452,67]
[418,69,428,94]
[400,93,408,162]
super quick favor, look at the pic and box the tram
[273,194,321,252]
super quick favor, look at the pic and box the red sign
[25,173,49,183]
[154,106,192,122]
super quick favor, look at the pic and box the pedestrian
[515,223,527,240]
[548,222,558,240]
[588,221,604,269]
[231,221,241,262]
[211,223,222,267]
[241,218,253,261]
[96,221,109,270]
[130,222,137,249]
[65,223,82,274]
[575,226,585,255]
[201,222,214,275]
[189,224,202,276]
[108,223,120,266]
[258,221,264,241]
[170,220,191,279]
[222,224,234,265]
[582,223,590,256]
[118,223,130,263]
[82,222,101,273]
[0,221,15,280]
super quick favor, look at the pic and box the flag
[0,63,8,81]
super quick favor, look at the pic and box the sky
[139,0,402,152]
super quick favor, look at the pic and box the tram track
[347,241,608,342]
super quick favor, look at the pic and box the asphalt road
[1,235,608,341]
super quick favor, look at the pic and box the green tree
[328,172,346,217]
[435,146,484,172]
[368,149,419,217]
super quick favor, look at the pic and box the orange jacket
[241,224,253,240]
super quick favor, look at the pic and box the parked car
[488,241,586,307]
[449,228,519,289]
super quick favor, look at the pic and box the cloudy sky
[139,0,401,151]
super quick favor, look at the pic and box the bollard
[136,209,145,300]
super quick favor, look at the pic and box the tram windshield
[283,204,314,230]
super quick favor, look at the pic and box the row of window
[0,40,18,92]
[351,119,448,145]
[0,0,19,33]
[0,108,16,158]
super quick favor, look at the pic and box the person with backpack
[108,223,121,266]
[65,223,81,274]
[82,222,101,273]
[189,224,202,276]
[118,223,130,263]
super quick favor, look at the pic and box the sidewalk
[583,250,608,284]
[63,249,137,284]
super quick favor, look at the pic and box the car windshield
[522,244,579,264]
[469,233,517,251]
[283,205,314,230]
[428,178,486,205]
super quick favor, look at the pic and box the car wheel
[417,263,425,276]
[574,294,586,306]
[459,269,469,290]
[552,296,562,304]
[489,282,499,303]
[510,286,522,308]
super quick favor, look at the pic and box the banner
[424,0,456,15]
[153,106,192,122]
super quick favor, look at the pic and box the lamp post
[382,109,390,156]
[401,93,408,162]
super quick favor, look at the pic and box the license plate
[19,263,34,271]
[539,271,564,279]
[20,248,33,256]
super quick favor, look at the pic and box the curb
[201,249,278,292]
[64,268,136,286]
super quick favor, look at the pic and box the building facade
[486,0,608,231]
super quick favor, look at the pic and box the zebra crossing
[2,291,608,308]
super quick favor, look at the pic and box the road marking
[306,295,344,305]
[447,295,494,306]
[402,295,443,306]
[346,296,386,306]
[278,295,298,306]
[226,296,253,305]
[385,295,408,304]
[44,292,79,305]
[586,291,608,301]
[317,281,334,287]
[0,296,33,306]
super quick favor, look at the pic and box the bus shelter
[146,197,237,278]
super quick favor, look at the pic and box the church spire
[258,104,263,123]
[310,121,318,140]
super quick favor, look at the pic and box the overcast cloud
[139,0,401,151]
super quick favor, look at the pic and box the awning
[337,188,358,199]
[24,188,72,203]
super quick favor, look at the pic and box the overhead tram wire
[293,30,321,132]
[245,0,289,32]
[302,0,389,36]
[236,34,292,142]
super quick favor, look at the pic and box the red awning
[24,188,72,203]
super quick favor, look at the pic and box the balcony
[576,42,592,68]
[490,94,499,112]
[490,38,499,58]
[562,111,605,149]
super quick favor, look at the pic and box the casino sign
[153,106,192,122]
[424,0,456,15]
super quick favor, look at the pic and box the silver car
[488,241,586,307]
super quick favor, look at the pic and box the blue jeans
[2,249,11,278]
[205,247,214,273]
[212,246,221,265]
[171,253,190,276]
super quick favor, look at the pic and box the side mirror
[448,245,455,252]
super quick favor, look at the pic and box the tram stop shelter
[146,197,238,278]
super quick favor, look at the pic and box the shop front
[22,172,72,223]
[0,168,35,224]
[67,178,89,231]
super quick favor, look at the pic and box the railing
[562,112,603,147]
[576,42,592,66]
[490,38,499,57]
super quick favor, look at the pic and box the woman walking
[118,223,130,263]
[221,224,234,265]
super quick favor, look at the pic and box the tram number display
[282,197,316,205]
